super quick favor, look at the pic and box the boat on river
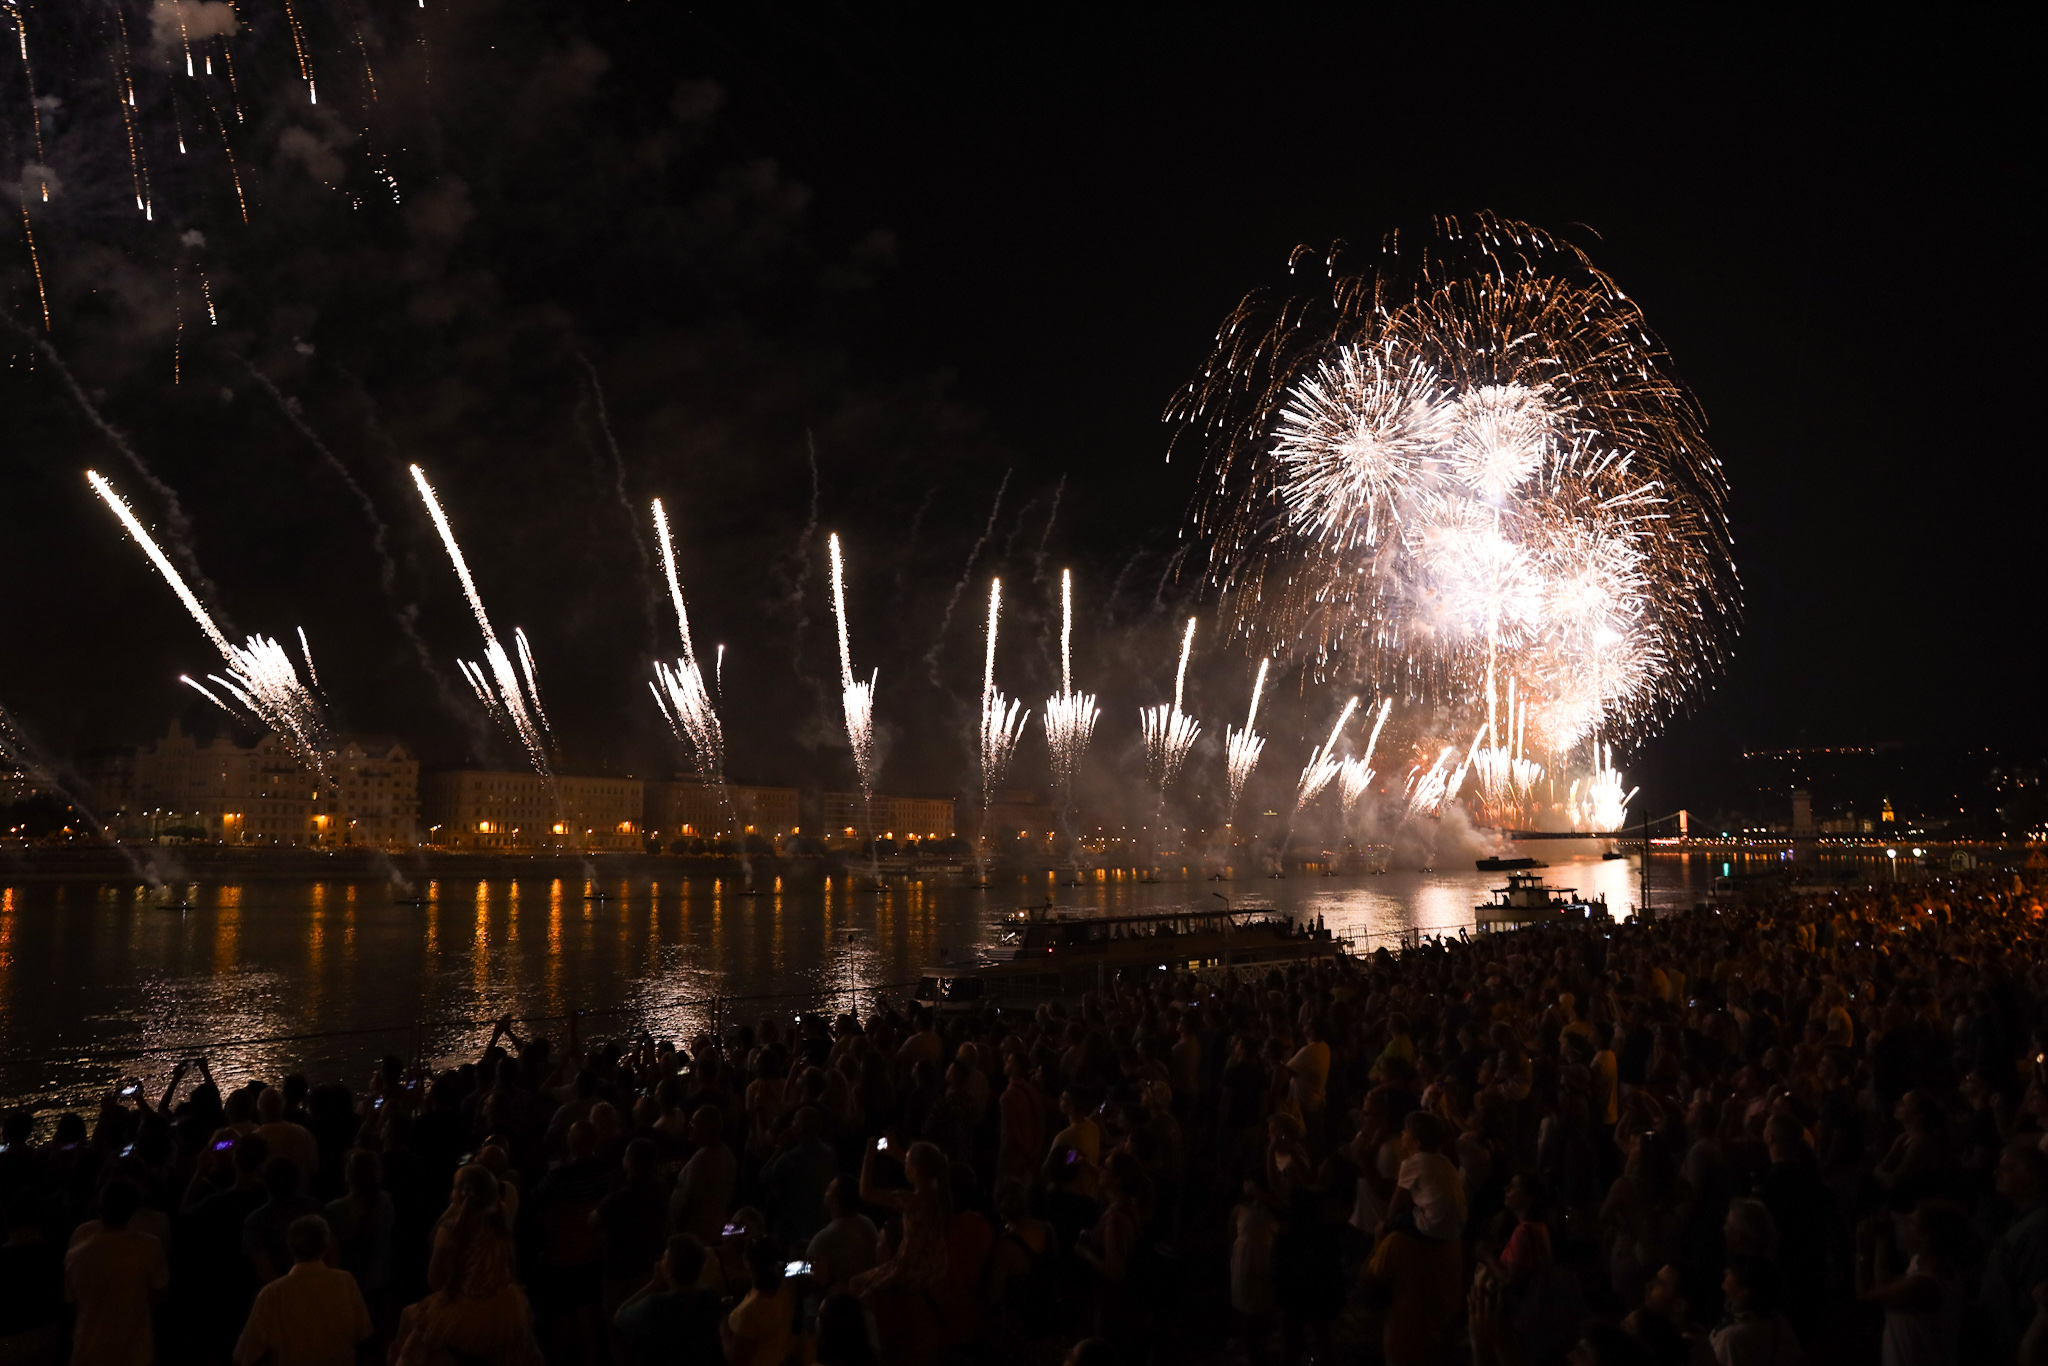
[1475,870,1610,929]
[914,901,1345,1011]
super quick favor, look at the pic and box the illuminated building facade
[118,720,420,848]
[644,781,801,841]
[423,771,643,851]
[820,791,957,844]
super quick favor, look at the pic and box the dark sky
[0,4,2036,820]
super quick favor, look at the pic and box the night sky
[1,6,2036,821]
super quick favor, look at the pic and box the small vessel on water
[1475,856,1547,872]
[1475,870,1610,929]
[914,900,1345,1012]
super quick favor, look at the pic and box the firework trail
[1295,694,1361,810]
[1041,569,1100,792]
[975,578,1029,875]
[0,697,159,889]
[7,313,222,610]
[647,498,723,780]
[1337,697,1394,813]
[577,354,660,653]
[1139,617,1201,791]
[1169,215,1738,795]
[715,644,725,692]
[409,465,552,775]
[828,533,878,809]
[238,358,445,674]
[1222,657,1269,823]
[978,579,1029,792]
[87,470,329,777]
[922,469,1011,685]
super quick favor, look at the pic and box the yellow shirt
[725,1285,794,1366]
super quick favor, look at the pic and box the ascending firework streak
[978,580,1028,793]
[1041,569,1100,793]
[977,579,1029,871]
[1337,697,1394,813]
[1222,658,1269,823]
[1139,618,1201,790]
[1295,695,1361,810]
[87,470,330,779]
[827,534,879,807]
[409,465,552,775]
[648,499,724,783]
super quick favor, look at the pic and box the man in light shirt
[233,1215,372,1366]
[64,1180,168,1366]
[1287,1019,1332,1137]
[1383,1111,1465,1243]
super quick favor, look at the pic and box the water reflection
[1,854,1710,1114]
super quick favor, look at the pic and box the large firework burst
[1167,214,1737,759]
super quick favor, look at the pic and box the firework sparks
[648,498,724,784]
[1337,697,1394,813]
[1222,657,1269,822]
[1170,214,1738,803]
[1295,694,1360,810]
[978,578,1029,795]
[1139,617,1201,791]
[87,470,329,777]
[1570,743,1638,832]
[1042,569,1100,793]
[409,465,552,775]
[828,533,878,803]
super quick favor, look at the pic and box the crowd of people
[5,869,2048,1366]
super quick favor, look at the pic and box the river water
[0,853,1714,1115]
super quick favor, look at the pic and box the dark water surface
[0,854,1711,1114]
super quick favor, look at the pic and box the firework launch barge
[915,903,1344,1012]
[1475,870,1611,930]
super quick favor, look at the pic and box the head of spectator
[689,1105,725,1148]
[256,1086,286,1125]
[903,1140,947,1195]
[822,1175,856,1224]
[995,1171,1041,1227]
[1763,1109,1808,1164]
[1569,1322,1654,1366]
[1401,1108,1448,1157]
[343,1147,382,1200]
[97,1178,143,1232]
[260,1156,302,1203]
[622,1136,658,1183]
[224,1087,257,1129]
[743,1237,786,1296]
[565,1119,596,1164]
[443,1162,505,1230]
[1996,1139,2048,1207]
[815,1291,879,1366]
[1065,1338,1121,1366]
[1721,1254,1782,1320]
[1903,1199,1975,1275]
[1723,1198,1779,1259]
[286,1213,330,1266]
[663,1232,708,1288]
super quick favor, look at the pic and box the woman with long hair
[391,1163,541,1366]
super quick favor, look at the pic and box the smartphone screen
[721,1223,741,1238]
[784,1259,811,1278]
[875,1137,889,1152]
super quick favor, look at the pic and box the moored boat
[1475,870,1609,929]
[914,901,1344,1011]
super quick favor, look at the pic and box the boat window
[916,975,939,1000]
[942,977,984,1001]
